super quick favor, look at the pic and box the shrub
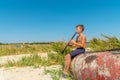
[88,35,120,51]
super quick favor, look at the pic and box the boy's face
[76,26,83,34]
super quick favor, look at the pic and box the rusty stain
[85,55,97,63]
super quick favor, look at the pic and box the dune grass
[2,55,49,67]
[0,44,52,56]
[1,53,65,68]
[87,35,120,51]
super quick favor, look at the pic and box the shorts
[70,48,85,59]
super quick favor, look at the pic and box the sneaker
[62,73,67,79]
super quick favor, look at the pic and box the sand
[0,65,63,80]
[0,53,64,80]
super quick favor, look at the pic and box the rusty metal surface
[71,52,120,80]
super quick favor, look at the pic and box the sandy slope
[0,65,62,80]
[0,54,63,80]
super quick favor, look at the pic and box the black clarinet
[61,32,77,54]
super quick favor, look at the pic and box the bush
[88,35,120,51]
[51,41,72,55]
[50,41,73,66]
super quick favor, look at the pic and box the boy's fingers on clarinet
[70,39,75,43]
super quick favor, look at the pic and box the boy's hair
[76,24,84,32]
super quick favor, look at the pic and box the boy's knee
[65,54,71,59]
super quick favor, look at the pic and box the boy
[62,24,86,78]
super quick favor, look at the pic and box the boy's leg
[63,54,71,75]
[63,48,85,75]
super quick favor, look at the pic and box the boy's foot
[62,73,67,79]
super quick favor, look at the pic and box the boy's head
[76,24,84,33]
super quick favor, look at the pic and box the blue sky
[0,0,120,43]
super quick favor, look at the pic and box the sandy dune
[0,54,63,80]
[0,65,63,80]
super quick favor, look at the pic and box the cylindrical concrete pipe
[71,51,120,80]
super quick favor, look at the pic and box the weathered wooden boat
[71,49,120,80]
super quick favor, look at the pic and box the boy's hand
[70,39,76,44]
[72,44,76,47]
[68,43,72,46]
